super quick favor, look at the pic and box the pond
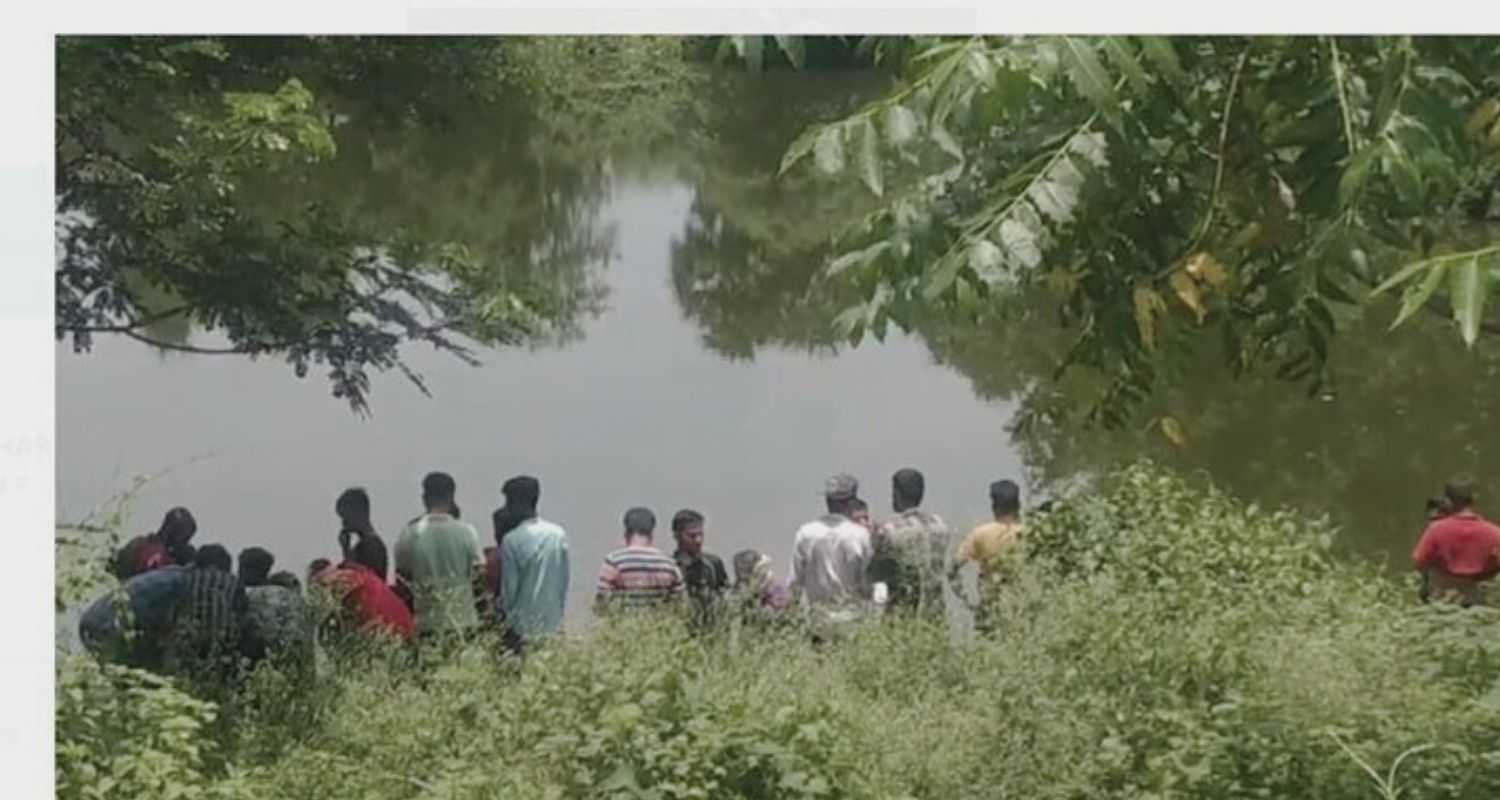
[56,65,1500,623]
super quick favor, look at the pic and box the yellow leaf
[1466,98,1500,140]
[1169,270,1206,323]
[1229,222,1264,251]
[1046,268,1079,297]
[1159,416,1188,447]
[1133,286,1167,350]
[1184,252,1231,289]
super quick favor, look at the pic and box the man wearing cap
[949,479,1024,634]
[788,474,875,641]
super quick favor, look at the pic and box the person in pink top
[1413,477,1500,607]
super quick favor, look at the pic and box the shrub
[55,462,1500,799]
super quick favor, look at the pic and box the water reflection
[58,60,1500,616]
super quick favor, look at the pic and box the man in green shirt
[395,472,485,639]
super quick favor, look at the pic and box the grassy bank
[56,463,1500,799]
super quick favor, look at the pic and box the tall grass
[56,463,1500,799]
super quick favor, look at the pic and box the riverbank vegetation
[56,463,1500,799]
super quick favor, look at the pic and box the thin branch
[77,305,192,334]
[1346,268,1500,337]
[120,329,272,355]
[1188,47,1252,254]
[1327,37,1359,155]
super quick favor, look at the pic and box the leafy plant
[781,36,1500,425]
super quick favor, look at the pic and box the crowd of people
[78,467,1030,679]
[77,467,1500,682]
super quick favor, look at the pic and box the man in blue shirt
[495,476,570,654]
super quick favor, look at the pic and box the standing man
[868,468,951,623]
[788,474,875,642]
[497,475,571,653]
[394,472,485,641]
[1413,476,1500,607]
[595,507,683,614]
[948,480,1024,634]
[671,508,730,629]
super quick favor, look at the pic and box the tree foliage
[782,36,1500,425]
[54,37,637,413]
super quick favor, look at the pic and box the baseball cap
[824,473,859,501]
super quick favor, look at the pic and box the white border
[6,3,1500,796]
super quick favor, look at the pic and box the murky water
[56,66,1500,625]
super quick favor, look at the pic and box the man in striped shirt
[595,507,684,614]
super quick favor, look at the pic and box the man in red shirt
[111,507,197,580]
[1412,477,1500,606]
[317,536,416,642]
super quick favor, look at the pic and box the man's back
[320,562,416,641]
[791,514,873,611]
[79,565,189,664]
[597,544,682,610]
[245,584,313,665]
[396,513,483,634]
[871,510,950,618]
[1414,511,1500,579]
[957,520,1023,590]
[499,517,571,639]
[167,567,248,674]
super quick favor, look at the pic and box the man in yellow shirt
[948,480,1023,634]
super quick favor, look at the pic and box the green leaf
[964,48,997,91]
[1381,137,1423,204]
[1102,37,1150,95]
[1137,37,1186,86]
[1059,37,1122,128]
[1371,255,1437,296]
[742,36,764,73]
[772,35,805,69]
[813,125,846,175]
[884,105,920,146]
[1450,253,1492,347]
[923,254,965,301]
[859,117,884,197]
[1337,145,1379,208]
[930,123,964,162]
[1371,40,1411,134]
[968,239,1004,282]
[779,125,821,176]
[1390,259,1449,330]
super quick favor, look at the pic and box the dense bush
[56,463,1500,799]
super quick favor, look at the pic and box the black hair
[671,508,705,534]
[849,497,869,513]
[308,558,332,577]
[352,534,388,576]
[624,506,657,535]
[422,472,457,506]
[337,487,371,521]
[989,480,1021,517]
[267,571,301,592]
[502,475,541,512]
[1444,477,1477,510]
[237,547,275,586]
[194,544,232,572]
[158,507,198,551]
[892,468,925,508]
[493,505,526,545]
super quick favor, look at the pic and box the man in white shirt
[788,473,875,641]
